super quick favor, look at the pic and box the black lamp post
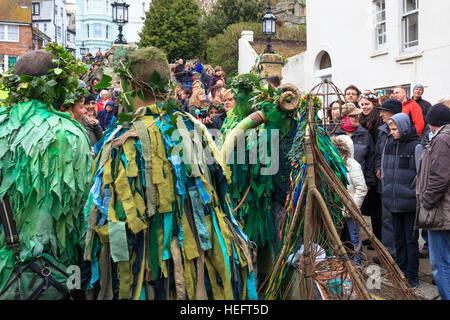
[80,41,87,56]
[261,0,277,54]
[111,0,129,44]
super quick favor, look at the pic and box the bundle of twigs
[260,84,422,300]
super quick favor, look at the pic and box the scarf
[341,115,358,132]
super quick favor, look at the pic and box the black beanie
[426,103,450,127]
[84,93,97,105]
[377,98,402,114]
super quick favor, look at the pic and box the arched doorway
[314,51,334,120]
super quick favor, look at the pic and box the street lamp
[80,41,87,56]
[261,0,277,53]
[111,0,130,44]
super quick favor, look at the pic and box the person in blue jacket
[97,100,116,131]
[381,112,423,287]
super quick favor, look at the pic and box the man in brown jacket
[416,103,450,300]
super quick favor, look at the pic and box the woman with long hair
[360,92,384,145]
[358,92,384,252]
[188,88,208,118]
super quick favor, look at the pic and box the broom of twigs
[261,93,422,300]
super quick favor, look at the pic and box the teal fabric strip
[195,177,211,204]
[139,286,146,300]
[211,209,231,279]
[247,270,258,300]
[88,237,101,289]
[188,188,212,251]
[109,221,130,262]
[162,210,173,261]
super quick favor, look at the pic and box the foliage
[229,73,261,94]
[206,22,304,77]
[201,0,266,39]
[0,42,87,109]
[137,0,204,61]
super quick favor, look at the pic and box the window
[106,25,109,39]
[0,24,19,42]
[57,26,61,39]
[61,7,63,18]
[32,2,40,15]
[87,24,90,38]
[44,23,47,33]
[374,0,386,50]
[375,85,411,98]
[93,0,102,12]
[319,52,332,70]
[93,23,102,38]
[402,0,419,50]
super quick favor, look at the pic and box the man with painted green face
[84,46,257,300]
[0,47,92,299]
[219,74,301,284]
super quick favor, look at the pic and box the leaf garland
[0,42,87,110]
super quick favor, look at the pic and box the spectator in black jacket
[374,99,403,262]
[412,84,432,121]
[81,94,103,148]
[202,67,214,94]
[359,92,384,249]
[181,63,194,90]
[173,59,185,84]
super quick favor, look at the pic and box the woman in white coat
[332,135,368,265]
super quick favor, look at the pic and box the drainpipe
[53,1,57,43]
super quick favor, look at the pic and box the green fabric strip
[188,188,212,251]
[162,210,173,261]
[133,120,157,217]
[109,221,130,262]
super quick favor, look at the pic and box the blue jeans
[381,204,396,257]
[421,229,428,250]
[392,212,419,281]
[428,230,450,300]
[346,218,363,265]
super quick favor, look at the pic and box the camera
[196,108,209,119]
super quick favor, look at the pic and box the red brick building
[0,0,33,72]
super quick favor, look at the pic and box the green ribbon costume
[84,104,257,300]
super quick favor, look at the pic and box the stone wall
[273,0,306,27]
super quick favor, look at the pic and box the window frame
[0,24,20,42]
[373,0,387,51]
[92,23,102,39]
[32,2,40,15]
[401,0,419,52]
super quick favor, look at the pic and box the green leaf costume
[0,100,92,291]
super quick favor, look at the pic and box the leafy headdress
[111,46,174,114]
[228,73,261,118]
[0,43,87,110]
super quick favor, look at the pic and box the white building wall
[238,31,258,75]
[303,0,450,103]
[282,52,306,92]
[238,0,450,103]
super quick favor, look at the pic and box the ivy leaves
[0,42,87,109]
